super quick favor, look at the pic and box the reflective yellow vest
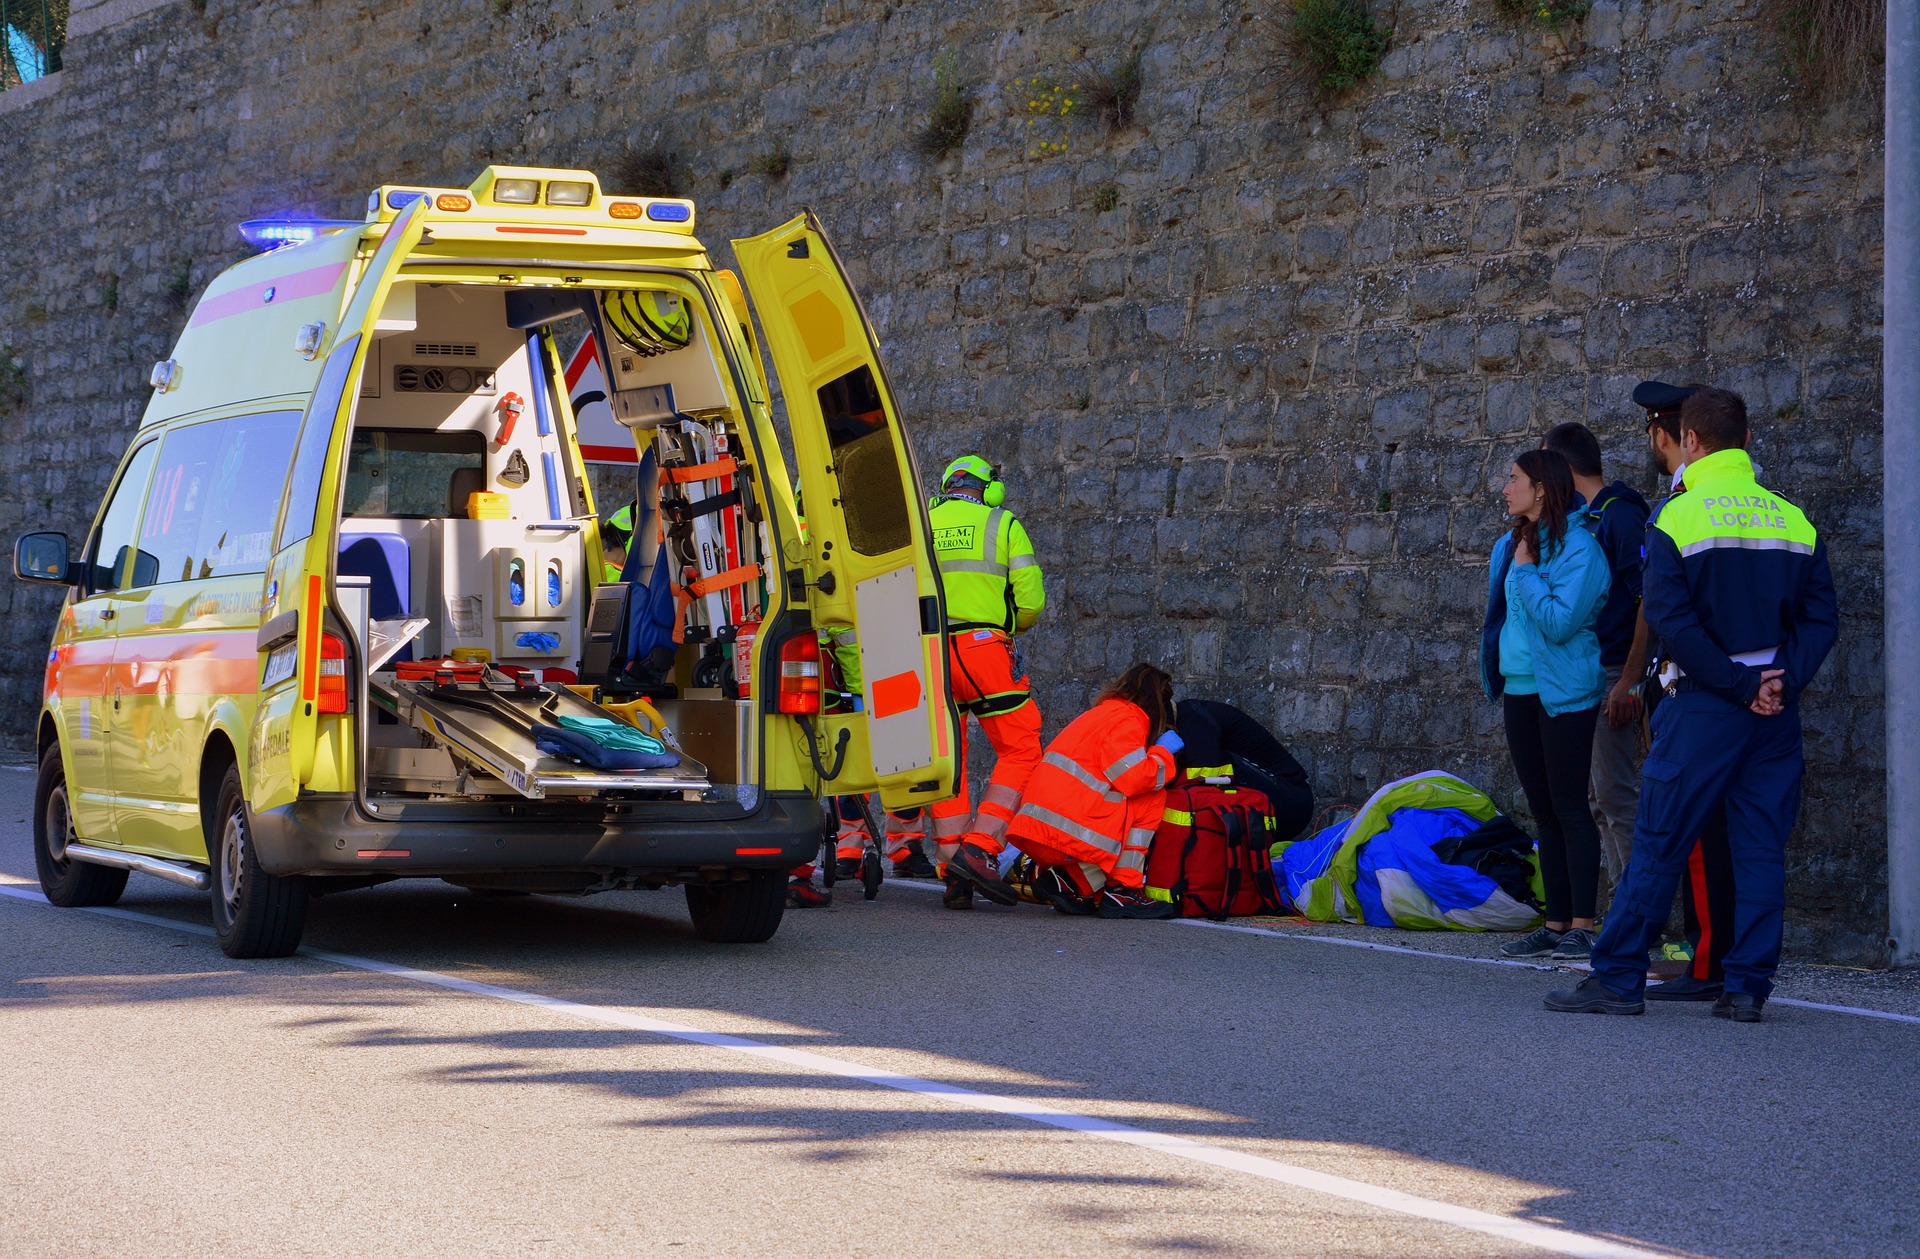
[929,494,1045,632]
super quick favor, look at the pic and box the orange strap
[664,458,738,483]
[685,563,763,598]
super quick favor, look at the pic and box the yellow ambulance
[13,166,959,956]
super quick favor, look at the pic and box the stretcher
[658,418,764,653]
[369,668,709,799]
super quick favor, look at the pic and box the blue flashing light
[647,202,692,223]
[237,218,363,253]
[386,190,429,210]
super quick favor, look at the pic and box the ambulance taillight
[317,633,350,714]
[776,635,822,715]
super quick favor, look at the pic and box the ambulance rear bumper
[248,790,819,880]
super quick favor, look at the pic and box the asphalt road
[2,766,1916,1259]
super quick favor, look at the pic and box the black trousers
[1680,807,1736,982]
[1227,756,1316,843]
[1502,692,1603,922]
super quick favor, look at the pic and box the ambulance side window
[86,441,158,593]
[279,334,361,551]
[137,412,302,585]
[818,364,910,556]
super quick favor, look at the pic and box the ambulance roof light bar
[237,218,365,253]
[358,166,699,233]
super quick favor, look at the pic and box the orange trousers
[833,799,926,862]
[1012,791,1164,892]
[928,630,1043,864]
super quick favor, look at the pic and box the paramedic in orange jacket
[928,455,1047,910]
[1007,664,1183,920]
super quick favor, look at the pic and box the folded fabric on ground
[1431,815,1540,909]
[535,715,680,771]
[1272,770,1542,931]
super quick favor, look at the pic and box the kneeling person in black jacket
[1174,699,1315,842]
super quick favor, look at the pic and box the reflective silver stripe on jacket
[1044,752,1124,803]
[984,507,1006,566]
[1013,803,1124,856]
[1009,553,1040,569]
[1105,749,1146,781]
[1675,535,1816,558]
[1151,757,1169,790]
[931,812,970,839]
[979,782,1024,816]
[969,810,1012,842]
[1125,826,1157,852]
[828,627,858,646]
[939,559,1009,576]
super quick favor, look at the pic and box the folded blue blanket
[532,722,681,771]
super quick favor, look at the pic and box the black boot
[945,842,1019,906]
[942,875,974,910]
[787,877,831,909]
[892,840,938,880]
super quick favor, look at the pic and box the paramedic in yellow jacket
[927,455,1047,910]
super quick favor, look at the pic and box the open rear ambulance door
[732,213,959,809]
[249,200,429,812]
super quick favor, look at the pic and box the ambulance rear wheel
[34,745,128,908]
[208,764,309,959]
[685,869,786,943]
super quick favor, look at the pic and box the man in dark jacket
[1543,423,1650,897]
[1173,699,1315,842]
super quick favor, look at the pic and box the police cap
[1631,380,1698,413]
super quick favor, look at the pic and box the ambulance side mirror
[13,532,77,585]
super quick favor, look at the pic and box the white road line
[892,878,1920,1026]
[0,883,1666,1259]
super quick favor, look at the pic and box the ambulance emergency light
[237,218,364,253]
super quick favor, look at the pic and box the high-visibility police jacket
[929,494,1045,632]
[1643,447,1838,706]
[1009,699,1175,880]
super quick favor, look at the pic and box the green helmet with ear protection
[940,454,1006,507]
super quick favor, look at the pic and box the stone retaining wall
[0,0,1886,957]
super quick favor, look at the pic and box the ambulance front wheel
[208,764,309,959]
[34,744,128,908]
[684,869,786,943]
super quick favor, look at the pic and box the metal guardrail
[2,0,66,88]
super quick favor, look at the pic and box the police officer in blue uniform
[1633,380,1738,1001]
[1546,388,1838,1022]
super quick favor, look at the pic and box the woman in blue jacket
[1480,449,1612,960]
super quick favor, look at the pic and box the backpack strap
[1213,809,1246,922]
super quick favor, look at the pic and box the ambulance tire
[34,745,128,908]
[684,869,786,943]
[208,765,309,959]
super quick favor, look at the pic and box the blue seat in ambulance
[338,532,412,662]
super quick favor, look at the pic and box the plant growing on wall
[1282,0,1391,97]
[614,141,683,197]
[0,347,26,412]
[914,49,972,158]
[750,135,792,179]
[1020,75,1078,157]
[1765,0,1884,96]
[1492,0,1589,29]
[1081,42,1146,131]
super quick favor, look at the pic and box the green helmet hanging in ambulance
[603,290,693,356]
